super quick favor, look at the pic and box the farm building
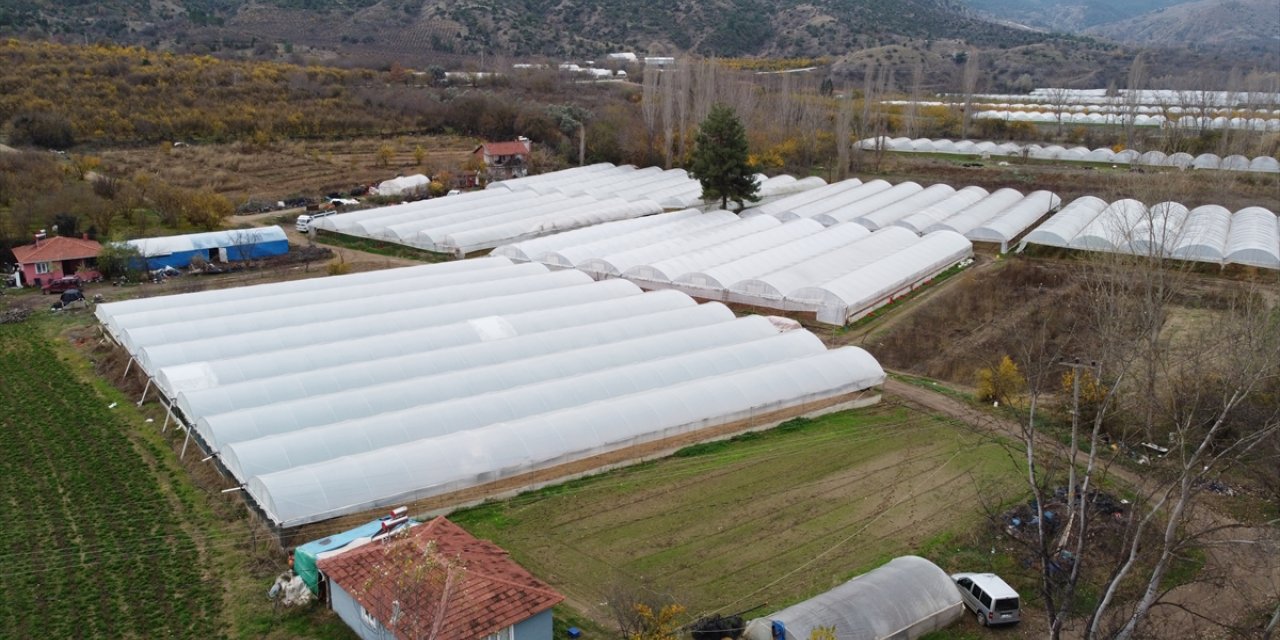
[318,517,563,640]
[743,556,964,640]
[310,164,820,257]
[1021,198,1280,269]
[95,258,887,538]
[11,234,101,288]
[125,226,288,270]
[374,174,430,197]
[474,138,533,181]
[292,508,416,596]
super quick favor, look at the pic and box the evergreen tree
[689,104,759,211]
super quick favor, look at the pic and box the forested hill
[0,0,1061,59]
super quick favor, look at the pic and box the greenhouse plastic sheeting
[855,184,957,231]
[625,220,824,286]
[492,209,702,263]
[966,190,1062,250]
[201,313,778,454]
[246,345,886,527]
[221,328,821,479]
[1020,196,1109,248]
[1225,207,1280,269]
[1071,199,1149,252]
[792,231,973,324]
[777,180,893,222]
[1171,205,1232,263]
[728,228,919,306]
[811,182,924,226]
[579,215,780,278]
[742,556,964,640]
[893,187,991,234]
[118,262,549,351]
[1130,202,1191,257]
[166,287,688,406]
[137,269,595,371]
[96,257,511,341]
[674,223,871,294]
[543,211,739,268]
[102,259,513,343]
[442,198,665,256]
[743,179,865,219]
[174,293,709,415]
[924,188,1026,236]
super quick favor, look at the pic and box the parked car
[42,276,82,295]
[952,573,1020,626]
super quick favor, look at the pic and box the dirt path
[233,209,421,272]
[883,376,1279,638]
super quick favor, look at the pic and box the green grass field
[451,405,1027,628]
[0,322,223,637]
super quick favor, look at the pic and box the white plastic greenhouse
[494,209,975,324]
[97,258,888,529]
[856,136,1280,174]
[743,556,964,640]
[1021,198,1279,268]
[316,165,821,257]
[966,190,1063,251]
[892,187,991,234]
[855,184,957,230]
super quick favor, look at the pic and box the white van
[295,210,336,232]
[952,572,1020,626]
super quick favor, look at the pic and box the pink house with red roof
[11,235,102,288]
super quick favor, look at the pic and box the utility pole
[1057,356,1102,550]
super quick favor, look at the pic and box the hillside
[1086,0,1280,53]
[957,0,1193,32]
[1,0,1058,60]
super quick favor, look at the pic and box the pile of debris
[0,307,32,324]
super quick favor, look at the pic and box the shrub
[7,112,76,149]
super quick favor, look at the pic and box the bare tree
[835,85,852,181]
[961,51,980,139]
[1122,55,1146,149]
[1008,192,1280,640]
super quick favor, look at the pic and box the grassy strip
[314,229,453,262]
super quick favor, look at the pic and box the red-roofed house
[11,234,102,288]
[317,516,563,640]
[473,137,533,181]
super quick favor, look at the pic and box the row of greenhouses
[743,178,1060,251]
[95,258,886,528]
[888,99,1280,117]
[859,137,1280,173]
[973,110,1280,130]
[311,165,820,256]
[980,88,1280,107]
[494,205,977,325]
[1022,198,1280,269]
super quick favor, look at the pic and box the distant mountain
[1086,0,1280,52]
[957,0,1195,32]
[0,0,1059,60]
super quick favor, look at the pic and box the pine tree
[689,104,759,211]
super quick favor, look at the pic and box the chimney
[518,135,532,153]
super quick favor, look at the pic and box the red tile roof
[318,517,563,640]
[475,141,531,156]
[12,236,102,264]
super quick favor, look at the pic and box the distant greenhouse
[858,137,1280,174]
[125,226,289,270]
[312,164,821,256]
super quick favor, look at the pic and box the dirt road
[884,376,1279,639]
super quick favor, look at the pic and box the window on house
[35,262,51,274]
[484,625,514,640]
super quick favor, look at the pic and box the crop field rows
[452,405,1023,624]
[0,325,221,638]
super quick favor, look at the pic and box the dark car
[42,276,82,295]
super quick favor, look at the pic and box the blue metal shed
[126,226,289,269]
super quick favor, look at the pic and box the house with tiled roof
[473,137,533,182]
[317,516,564,640]
[11,234,101,288]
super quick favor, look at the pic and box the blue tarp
[294,516,416,594]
